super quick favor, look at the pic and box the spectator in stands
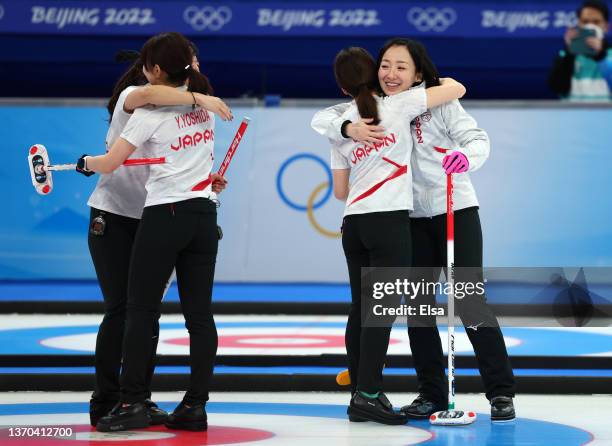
[549,0,612,101]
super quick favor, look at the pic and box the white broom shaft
[46,164,76,171]
[46,157,167,171]
[447,173,455,410]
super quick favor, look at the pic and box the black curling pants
[342,210,411,395]
[88,208,159,405]
[120,198,218,405]
[408,207,515,404]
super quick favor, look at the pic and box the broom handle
[45,157,167,171]
[447,173,455,411]
[218,117,250,176]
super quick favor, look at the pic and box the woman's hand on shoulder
[346,118,385,145]
[195,94,233,121]
[439,77,466,98]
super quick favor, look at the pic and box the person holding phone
[549,0,612,101]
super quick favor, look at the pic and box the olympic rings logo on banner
[276,153,341,239]
[407,7,457,32]
[183,6,232,31]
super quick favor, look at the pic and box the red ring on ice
[169,334,347,348]
[166,334,401,349]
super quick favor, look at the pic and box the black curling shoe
[144,399,168,425]
[490,396,516,422]
[96,401,151,432]
[347,392,408,425]
[400,395,447,419]
[89,399,117,427]
[165,402,208,431]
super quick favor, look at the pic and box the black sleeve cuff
[340,120,352,138]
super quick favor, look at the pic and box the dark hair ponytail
[107,57,146,119]
[187,68,213,95]
[376,38,440,95]
[354,83,379,126]
[334,47,380,125]
[107,40,206,119]
[140,32,214,95]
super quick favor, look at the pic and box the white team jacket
[311,84,490,218]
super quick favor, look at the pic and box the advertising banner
[0,1,579,37]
